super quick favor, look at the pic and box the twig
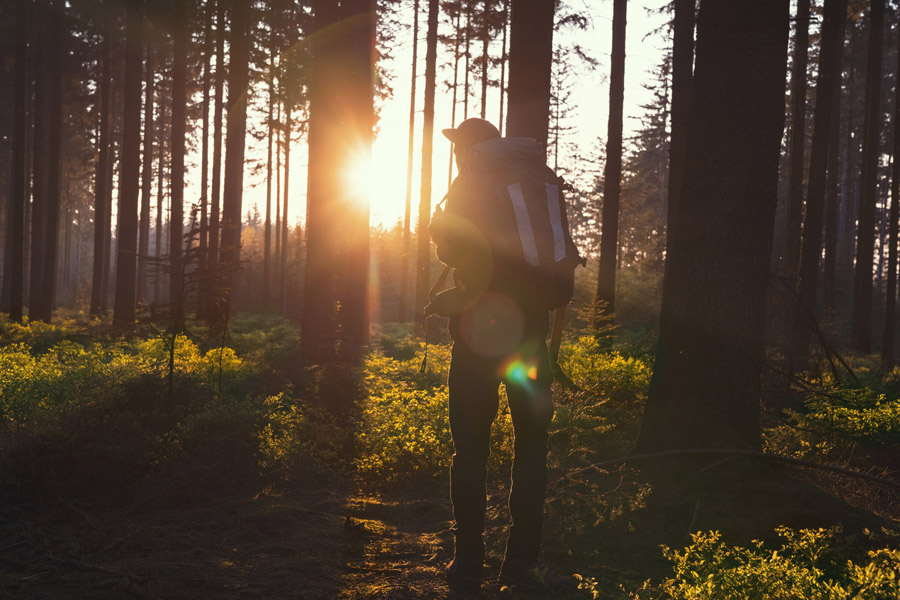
[566,449,900,491]
[44,551,148,584]
[686,498,701,537]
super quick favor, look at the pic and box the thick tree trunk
[302,0,341,359]
[851,0,884,354]
[790,0,849,366]
[29,0,48,318]
[505,0,554,151]
[823,17,846,314]
[91,9,114,317]
[34,0,64,322]
[665,0,694,261]
[338,0,376,352]
[209,0,250,329]
[204,0,226,321]
[498,0,508,134]
[7,0,27,321]
[169,0,188,329]
[138,45,153,306]
[112,0,143,329]
[784,0,810,280]
[480,0,489,119]
[400,0,419,322]
[595,0,626,322]
[414,0,438,326]
[636,0,789,452]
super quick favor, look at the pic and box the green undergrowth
[584,526,900,599]
[0,312,344,503]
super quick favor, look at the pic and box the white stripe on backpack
[546,183,567,263]
[506,182,540,267]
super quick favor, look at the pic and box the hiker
[426,117,581,591]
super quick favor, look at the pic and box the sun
[342,133,412,227]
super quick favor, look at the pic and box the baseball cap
[442,118,501,149]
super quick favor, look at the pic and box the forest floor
[3,457,896,599]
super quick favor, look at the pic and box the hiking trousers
[448,336,554,563]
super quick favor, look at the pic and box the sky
[188,1,670,231]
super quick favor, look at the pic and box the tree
[29,0,48,319]
[112,0,143,329]
[209,0,251,329]
[666,0,694,229]
[851,0,884,354]
[399,0,419,322]
[169,0,188,329]
[505,0,553,150]
[414,0,439,325]
[790,0,849,366]
[594,0,626,323]
[636,0,789,451]
[137,43,154,306]
[883,9,900,364]
[6,0,27,322]
[784,0,810,280]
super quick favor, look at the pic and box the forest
[1,0,900,597]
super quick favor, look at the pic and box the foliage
[582,527,900,600]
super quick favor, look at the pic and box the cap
[442,118,501,149]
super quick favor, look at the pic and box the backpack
[484,168,584,311]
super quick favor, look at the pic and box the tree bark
[169,0,188,329]
[302,0,341,359]
[198,3,212,317]
[209,0,250,329]
[505,0,554,151]
[91,7,114,317]
[784,0,810,280]
[851,0,884,354]
[264,48,274,311]
[414,0,438,326]
[400,0,419,322]
[595,0,626,322]
[112,0,143,329]
[280,104,291,314]
[204,0,226,321]
[823,16,846,314]
[7,0,27,321]
[636,0,789,452]
[791,0,849,366]
[29,0,48,318]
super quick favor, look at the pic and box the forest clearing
[2,0,900,597]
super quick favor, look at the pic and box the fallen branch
[567,448,900,491]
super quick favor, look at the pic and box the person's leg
[448,344,500,572]
[501,339,554,564]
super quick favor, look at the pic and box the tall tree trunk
[790,0,849,366]
[263,48,274,311]
[505,0,554,151]
[636,0,789,452]
[498,0,508,135]
[138,45,154,306]
[666,0,694,232]
[112,0,143,329]
[595,0,626,322]
[823,16,846,314]
[463,6,470,119]
[205,0,226,321]
[851,0,885,354]
[400,0,419,322]
[338,0,376,352]
[885,26,900,363]
[198,3,212,317]
[302,0,341,359]
[29,0,48,317]
[209,0,250,329]
[7,0,27,321]
[275,93,281,279]
[414,0,438,326]
[91,8,113,317]
[446,7,460,189]
[480,0,489,119]
[784,0,810,280]
[169,0,187,329]
[155,114,164,309]
[280,104,291,314]
[34,0,64,322]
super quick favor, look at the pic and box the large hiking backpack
[485,167,584,312]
